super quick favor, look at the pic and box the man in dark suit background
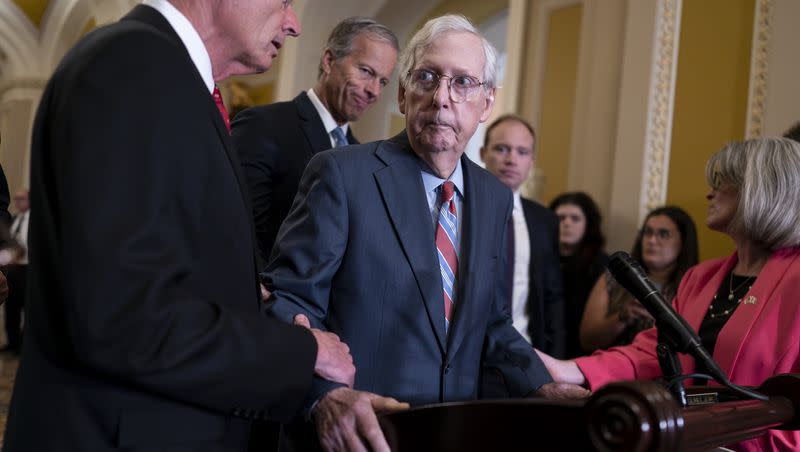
[232,17,398,266]
[480,114,566,358]
[3,1,363,450]
[265,15,587,451]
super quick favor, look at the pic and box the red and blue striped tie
[436,181,458,332]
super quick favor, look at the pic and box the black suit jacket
[266,132,552,423]
[519,198,566,357]
[231,92,358,267]
[4,6,317,451]
[0,163,10,228]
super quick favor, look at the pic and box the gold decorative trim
[641,0,681,219]
[745,0,772,139]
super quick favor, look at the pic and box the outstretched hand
[314,387,409,452]
[294,314,355,387]
[535,348,588,386]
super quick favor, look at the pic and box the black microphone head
[607,250,702,353]
[607,251,659,296]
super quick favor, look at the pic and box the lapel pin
[743,295,757,305]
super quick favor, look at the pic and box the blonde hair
[705,137,800,250]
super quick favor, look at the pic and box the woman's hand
[535,349,587,386]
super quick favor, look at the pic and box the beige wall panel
[608,0,671,254]
[536,4,582,204]
[667,0,754,261]
[567,0,626,215]
[0,97,35,192]
[760,0,800,136]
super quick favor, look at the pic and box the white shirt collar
[142,0,214,93]
[307,88,349,136]
[420,158,465,200]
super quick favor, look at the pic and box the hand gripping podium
[378,374,800,451]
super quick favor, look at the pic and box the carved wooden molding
[745,0,772,139]
[639,0,682,220]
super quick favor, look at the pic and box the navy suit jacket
[232,92,358,267]
[520,198,566,357]
[265,132,552,414]
[4,6,317,451]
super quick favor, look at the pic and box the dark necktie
[213,86,230,133]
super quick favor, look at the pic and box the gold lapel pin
[743,295,757,305]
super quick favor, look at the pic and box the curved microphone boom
[607,251,767,401]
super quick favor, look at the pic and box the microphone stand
[656,341,687,407]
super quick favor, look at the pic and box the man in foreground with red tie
[264,14,589,451]
[4,1,386,451]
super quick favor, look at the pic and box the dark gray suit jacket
[231,92,358,267]
[265,132,552,414]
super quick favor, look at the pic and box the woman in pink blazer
[540,137,800,451]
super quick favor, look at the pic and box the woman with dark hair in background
[579,206,699,352]
[549,192,607,358]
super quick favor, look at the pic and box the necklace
[727,272,755,301]
[708,272,756,319]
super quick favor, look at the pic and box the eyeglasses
[642,227,673,240]
[711,171,723,190]
[406,69,486,103]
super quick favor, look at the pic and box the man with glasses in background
[232,17,398,270]
[263,14,588,451]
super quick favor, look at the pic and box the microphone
[607,251,729,387]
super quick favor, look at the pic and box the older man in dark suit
[3,1,364,451]
[232,17,398,267]
[265,14,587,451]
[480,114,566,358]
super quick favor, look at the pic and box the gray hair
[398,14,498,90]
[705,137,800,250]
[317,17,399,78]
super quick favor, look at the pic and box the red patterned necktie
[435,181,458,332]
[212,86,231,133]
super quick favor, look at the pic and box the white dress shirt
[307,88,350,149]
[10,210,29,265]
[510,191,532,343]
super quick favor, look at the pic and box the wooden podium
[378,374,800,451]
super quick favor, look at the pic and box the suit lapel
[446,158,489,360]
[125,5,260,294]
[521,201,543,312]
[374,134,446,353]
[124,5,252,212]
[346,127,360,145]
[295,92,335,154]
[714,249,800,376]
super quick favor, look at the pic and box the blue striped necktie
[435,181,458,332]
[331,127,348,148]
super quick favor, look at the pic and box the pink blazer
[576,247,800,451]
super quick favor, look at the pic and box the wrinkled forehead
[414,31,485,74]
